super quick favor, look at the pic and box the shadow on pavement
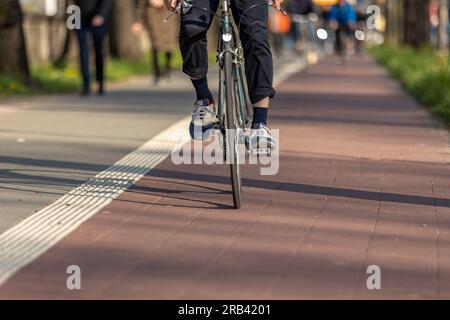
[143,163,449,208]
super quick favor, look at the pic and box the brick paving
[1,55,449,299]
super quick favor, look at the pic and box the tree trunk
[438,0,448,50]
[448,0,450,51]
[54,28,72,68]
[53,0,72,67]
[403,0,431,48]
[385,0,432,48]
[109,0,141,59]
[0,0,31,82]
[385,0,405,45]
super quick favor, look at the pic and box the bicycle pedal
[245,136,273,156]
[246,143,272,157]
[250,148,273,157]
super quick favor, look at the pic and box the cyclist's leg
[179,0,220,139]
[179,0,219,85]
[335,27,342,56]
[231,0,276,151]
[231,0,275,109]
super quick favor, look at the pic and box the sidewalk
[1,54,449,299]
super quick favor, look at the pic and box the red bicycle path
[1,55,449,299]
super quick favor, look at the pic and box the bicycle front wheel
[224,51,242,209]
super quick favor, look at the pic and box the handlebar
[164,0,287,23]
[174,0,194,16]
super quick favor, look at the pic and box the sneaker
[189,99,218,140]
[246,123,276,155]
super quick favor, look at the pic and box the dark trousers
[179,0,276,103]
[76,24,108,90]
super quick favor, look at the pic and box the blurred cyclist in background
[329,0,356,63]
[354,3,367,55]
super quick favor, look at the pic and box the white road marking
[0,58,305,287]
[0,119,191,286]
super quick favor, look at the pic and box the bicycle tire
[224,51,242,209]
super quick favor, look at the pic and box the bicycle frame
[216,0,253,133]
[170,0,278,208]
[169,0,280,133]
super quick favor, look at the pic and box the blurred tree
[385,0,405,44]
[403,0,431,48]
[385,0,431,48]
[54,0,73,67]
[109,0,141,59]
[0,0,31,82]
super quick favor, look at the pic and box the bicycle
[332,23,355,64]
[168,0,285,209]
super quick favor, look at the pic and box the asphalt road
[0,74,194,234]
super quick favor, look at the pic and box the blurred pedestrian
[285,0,315,46]
[133,0,179,84]
[269,6,291,57]
[74,0,113,96]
